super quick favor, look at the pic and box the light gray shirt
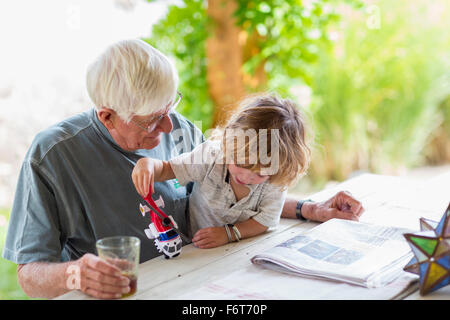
[169,140,287,234]
[2,108,203,264]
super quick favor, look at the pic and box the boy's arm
[232,218,268,240]
[191,218,268,249]
[153,160,176,182]
[133,158,176,197]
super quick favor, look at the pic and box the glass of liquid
[96,236,140,298]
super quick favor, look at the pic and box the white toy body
[139,195,182,259]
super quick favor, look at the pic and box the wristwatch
[296,199,313,221]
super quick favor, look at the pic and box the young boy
[132,94,311,248]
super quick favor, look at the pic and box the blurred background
[0,0,449,299]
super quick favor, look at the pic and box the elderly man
[2,39,363,299]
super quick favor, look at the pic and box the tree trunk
[206,0,245,128]
[206,0,267,128]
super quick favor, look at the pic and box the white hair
[86,39,178,122]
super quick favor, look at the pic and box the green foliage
[234,0,361,94]
[144,0,213,131]
[146,0,450,184]
[0,208,30,299]
[146,0,356,129]
[423,93,450,164]
[307,0,450,180]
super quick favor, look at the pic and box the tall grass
[0,208,29,299]
[304,0,450,183]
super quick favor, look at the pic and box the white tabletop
[56,172,450,300]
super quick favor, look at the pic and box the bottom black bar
[0,299,445,318]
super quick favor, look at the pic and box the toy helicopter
[139,188,182,259]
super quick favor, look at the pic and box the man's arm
[282,191,364,222]
[17,261,77,299]
[17,254,131,299]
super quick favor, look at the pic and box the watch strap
[296,199,313,221]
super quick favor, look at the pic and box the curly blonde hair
[214,93,311,188]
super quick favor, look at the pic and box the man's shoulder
[168,111,205,153]
[170,111,203,134]
[27,109,94,164]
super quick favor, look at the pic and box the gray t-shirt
[169,140,287,235]
[2,108,203,264]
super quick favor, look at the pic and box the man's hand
[192,227,229,249]
[302,191,364,222]
[76,253,131,299]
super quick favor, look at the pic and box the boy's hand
[132,158,155,197]
[192,227,229,249]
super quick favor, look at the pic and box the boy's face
[227,164,270,185]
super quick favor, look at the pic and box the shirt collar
[90,108,145,157]
[90,108,123,148]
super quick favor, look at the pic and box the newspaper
[251,218,415,288]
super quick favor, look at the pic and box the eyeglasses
[130,91,182,132]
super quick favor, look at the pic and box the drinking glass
[96,236,141,298]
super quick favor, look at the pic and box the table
[56,172,450,300]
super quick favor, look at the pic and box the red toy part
[144,189,169,219]
[150,210,171,233]
[144,187,177,232]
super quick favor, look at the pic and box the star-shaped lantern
[403,203,450,295]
